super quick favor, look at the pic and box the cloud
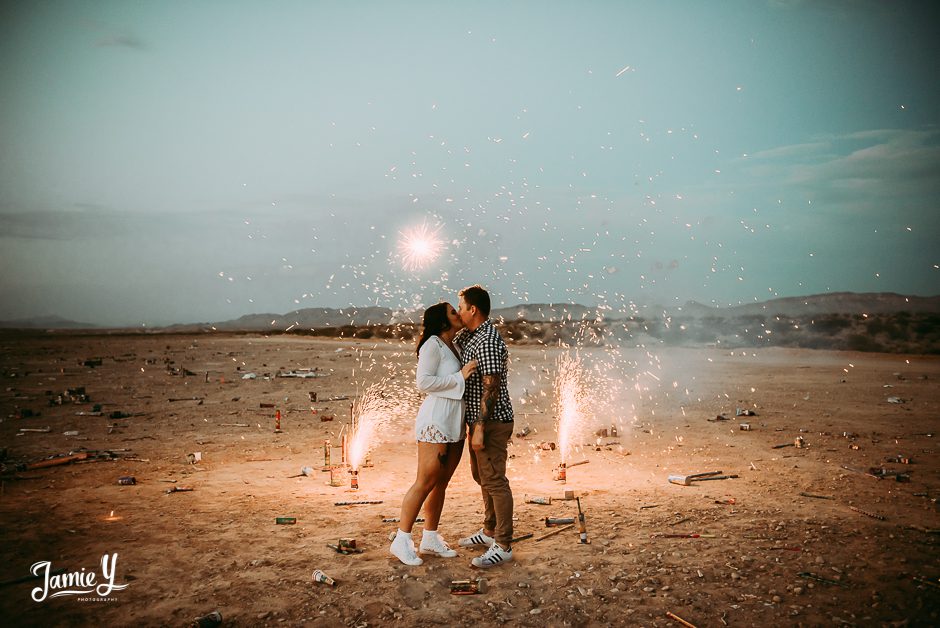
[734,128,940,211]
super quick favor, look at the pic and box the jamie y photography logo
[30,553,129,602]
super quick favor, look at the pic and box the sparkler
[397,222,444,271]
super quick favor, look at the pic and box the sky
[1,0,938,326]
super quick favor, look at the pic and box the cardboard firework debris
[576,497,589,544]
[22,451,89,470]
[798,571,848,588]
[535,523,574,542]
[799,492,834,500]
[515,425,532,438]
[18,427,51,433]
[850,506,886,520]
[665,611,698,628]
[524,495,552,505]
[312,569,336,586]
[668,471,736,486]
[567,459,589,468]
[451,578,487,595]
[334,500,383,506]
[382,517,424,523]
[545,517,576,527]
[165,486,194,494]
[735,408,757,416]
[538,442,556,450]
[186,452,202,465]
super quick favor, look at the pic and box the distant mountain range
[2,292,938,331]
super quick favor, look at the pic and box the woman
[389,302,477,566]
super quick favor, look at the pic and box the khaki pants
[468,421,514,547]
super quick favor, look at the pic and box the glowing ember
[553,353,592,464]
[397,222,444,271]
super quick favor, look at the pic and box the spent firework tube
[525,495,552,505]
[545,517,576,527]
[450,578,487,595]
[312,569,336,586]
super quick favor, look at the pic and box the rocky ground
[0,332,937,627]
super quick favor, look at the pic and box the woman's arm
[416,340,465,399]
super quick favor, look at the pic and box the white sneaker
[390,530,423,566]
[419,531,458,558]
[458,528,495,548]
[471,543,512,568]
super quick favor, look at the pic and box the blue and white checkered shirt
[455,320,514,425]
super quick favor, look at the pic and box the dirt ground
[0,332,938,627]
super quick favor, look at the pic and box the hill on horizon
[2,292,939,332]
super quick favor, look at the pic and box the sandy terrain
[1,332,938,627]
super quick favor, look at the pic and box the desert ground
[0,331,938,627]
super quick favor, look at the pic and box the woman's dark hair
[416,302,452,357]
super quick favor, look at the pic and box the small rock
[815,556,825,565]
[530,608,542,615]
[793,587,803,595]
[772,595,782,603]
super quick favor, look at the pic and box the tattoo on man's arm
[477,375,499,423]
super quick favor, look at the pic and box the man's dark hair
[459,284,490,317]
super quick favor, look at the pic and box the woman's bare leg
[423,440,465,531]
[398,442,446,532]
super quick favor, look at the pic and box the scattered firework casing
[117,476,136,485]
[595,427,608,437]
[564,490,576,500]
[539,442,556,451]
[323,440,331,468]
[338,538,357,550]
[275,409,282,431]
[276,517,297,525]
[450,578,487,595]
[341,433,348,465]
[312,569,336,587]
[849,443,860,450]
[350,469,359,490]
[329,466,346,486]
[525,495,552,505]
[740,423,750,431]
[545,516,576,527]
[186,451,202,464]
[794,436,805,448]
[553,463,567,482]
[190,611,222,628]
[610,424,617,437]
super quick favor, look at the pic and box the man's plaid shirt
[455,319,514,425]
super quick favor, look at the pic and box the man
[454,285,515,568]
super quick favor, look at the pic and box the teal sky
[1,1,938,325]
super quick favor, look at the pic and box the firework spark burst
[397,222,444,271]
[553,352,593,464]
[347,378,417,471]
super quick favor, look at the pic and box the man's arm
[470,374,500,450]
